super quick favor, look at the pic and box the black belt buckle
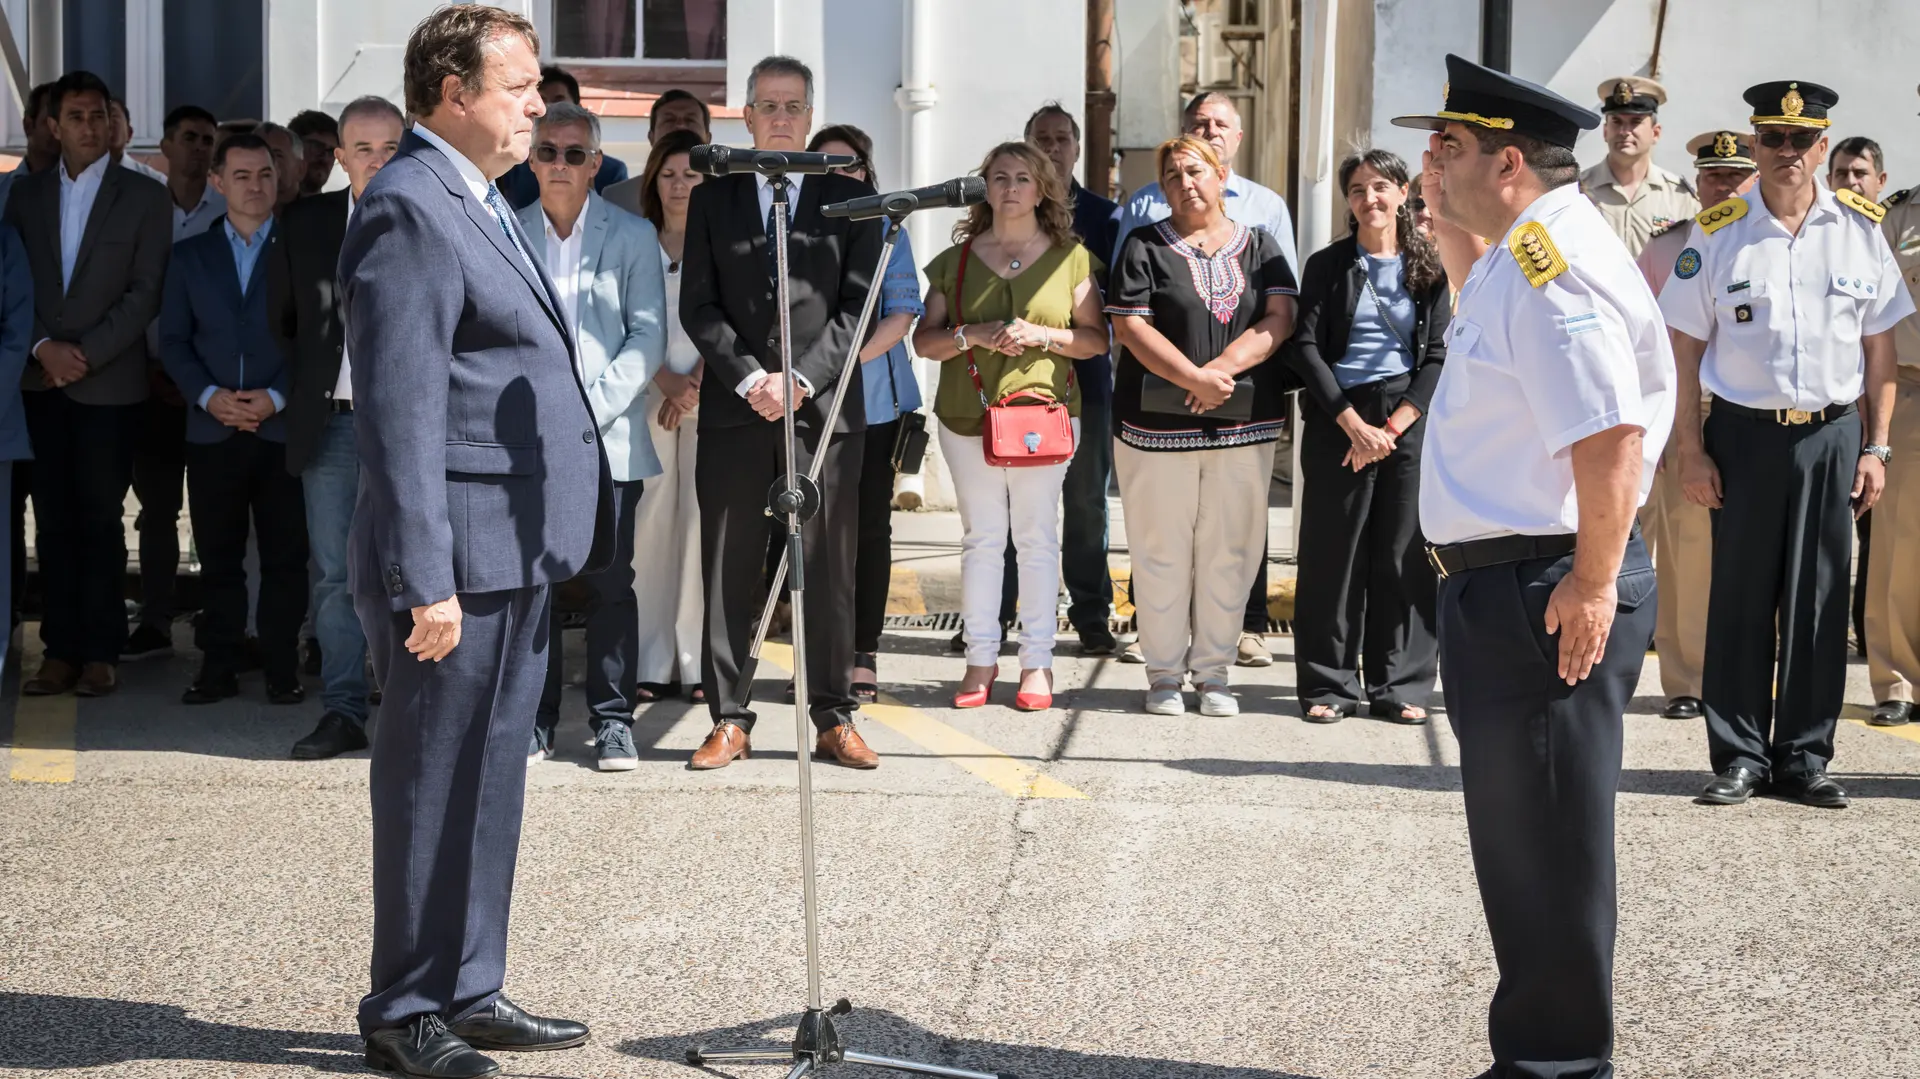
[330,399,354,414]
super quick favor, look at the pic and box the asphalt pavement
[2,504,1918,1079]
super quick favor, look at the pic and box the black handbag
[881,358,929,474]
[1140,372,1255,423]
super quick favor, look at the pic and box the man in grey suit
[3,70,172,699]
[515,101,666,772]
[338,8,612,1076]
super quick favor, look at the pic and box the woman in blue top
[808,125,925,701]
[1283,149,1452,724]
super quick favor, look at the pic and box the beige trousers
[1114,438,1276,688]
[1866,366,1920,704]
[1640,401,1713,701]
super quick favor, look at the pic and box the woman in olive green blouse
[913,141,1108,712]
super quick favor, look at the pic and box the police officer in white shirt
[1660,80,1912,810]
[1394,55,1671,1079]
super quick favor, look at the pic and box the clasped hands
[746,372,807,421]
[959,319,1052,357]
[34,340,88,388]
[656,367,703,430]
[1337,408,1399,472]
[1180,357,1239,414]
[206,388,279,432]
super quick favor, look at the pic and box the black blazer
[3,162,172,406]
[270,188,350,474]
[1284,235,1451,420]
[679,171,884,431]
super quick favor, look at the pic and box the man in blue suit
[338,7,613,1076]
[159,132,308,706]
[516,101,666,772]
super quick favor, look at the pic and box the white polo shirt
[1420,183,1676,546]
[1658,185,1915,410]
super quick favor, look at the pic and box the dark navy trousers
[354,584,551,1035]
[1438,535,1655,1079]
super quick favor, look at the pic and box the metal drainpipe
[1085,0,1115,198]
[1480,0,1512,72]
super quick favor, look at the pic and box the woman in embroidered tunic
[1107,135,1298,718]
[914,142,1109,711]
[1284,148,1451,725]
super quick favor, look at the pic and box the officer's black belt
[329,400,354,414]
[1426,532,1578,579]
[1711,397,1853,426]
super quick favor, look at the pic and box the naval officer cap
[1597,75,1666,115]
[1745,80,1838,129]
[1392,54,1600,150]
[1686,130,1756,171]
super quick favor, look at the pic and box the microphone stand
[687,191,1013,1079]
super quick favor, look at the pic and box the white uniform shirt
[542,207,586,363]
[1658,186,1915,410]
[58,153,111,292]
[1420,183,1675,545]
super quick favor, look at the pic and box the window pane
[164,0,262,120]
[64,0,126,95]
[555,0,637,59]
[643,0,725,60]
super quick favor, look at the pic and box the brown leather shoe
[815,724,879,769]
[688,722,751,770]
[75,663,118,697]
[23,658,79,696]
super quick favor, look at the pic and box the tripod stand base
[686,999,1015,1079]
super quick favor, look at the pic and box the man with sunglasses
[1579,76,1698,257]
[1660,81,1913,809]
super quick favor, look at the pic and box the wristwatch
[1862,444,1893,464]
[953,326,970,352]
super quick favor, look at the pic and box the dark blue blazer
[0,224,33,462]
[159,220,290,444]
[339,130,614,612]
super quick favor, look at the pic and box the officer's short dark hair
[648,87,710,137]
[403,4,540,118]
[539,65,581,105]
[1471,127,1579,189]
[213,131,273,173]
[1024,101,1080,142]
[1832,136,1884,175]
[288,109,340,142]
[163,104,217,137]
[48,71,112,120]
[23,81,53,123]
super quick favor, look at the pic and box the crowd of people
[0,50,1914,810]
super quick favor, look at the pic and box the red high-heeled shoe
[1013,670,1053,712]
[953,667,996,709]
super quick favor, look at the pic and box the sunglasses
[535,145,594,165]
[1757,130,1821,152]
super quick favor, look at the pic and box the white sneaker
[1198,685,1239,717]
[1144,685,1186,716]
[1118,640,1146,664]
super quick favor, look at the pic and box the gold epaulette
[1507,221,1566,288]
[1696,197,1747,235]
[1836,187,1887,223]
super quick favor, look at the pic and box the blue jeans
[303,413,370,725]
[999,394,1114,630]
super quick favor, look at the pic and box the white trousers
[632,395,704,684]
[1114,438,1276,688]
[939,420,1076,668]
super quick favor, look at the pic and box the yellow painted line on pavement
[8,625,75,783]
[884,566,926,615]
[1847,712,1920,747]
[759,641,1087,800]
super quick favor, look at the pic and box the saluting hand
[1544,571,1617,686]
[407,595,463,662]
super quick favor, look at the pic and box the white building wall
[1372,0,1920,193]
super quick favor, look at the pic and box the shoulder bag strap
[954,239,990,408]
[1355,254,1416,359]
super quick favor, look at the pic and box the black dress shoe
[365,1014,499,1078]
[1697,766,1765,805]
[291,712,369,760]
[266,677,306,705]
[1661,696,1704,719]
[449,995,589,1052]
[1870,701,1913,727]
[181,672,240,705]
[1077,621,1118,656]
[1778,771,1850,809]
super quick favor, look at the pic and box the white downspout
[892,0,940,508]
[1291,0,1339,557]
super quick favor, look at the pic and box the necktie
[764,177,791,280]
[483,183,539,278]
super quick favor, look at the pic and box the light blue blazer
[517,193,668,482]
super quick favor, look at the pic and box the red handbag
[952,240,1077,468]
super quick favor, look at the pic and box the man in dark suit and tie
[273,94,406,761]
[339,7,613,1076]
[159,132,308,707]
[679,55,884,770]
[3,69,172,698]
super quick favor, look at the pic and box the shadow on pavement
[620,1006,1328,1079]
[1167,759,1920,799]
[0,993,364,1071]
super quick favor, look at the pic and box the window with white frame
[549,0,725,63]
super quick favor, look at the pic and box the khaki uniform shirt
[1580,160,1700,257]
[1881,187,1920,367]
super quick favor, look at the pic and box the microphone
[820,176,989,221]
[689,144,858,177]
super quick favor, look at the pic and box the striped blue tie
[483,183,538,277]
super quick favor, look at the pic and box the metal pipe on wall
[1480,0,1511,72]
[1086,0,1115,197]
[1292,0,1339,557]
[27,0,59,87]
